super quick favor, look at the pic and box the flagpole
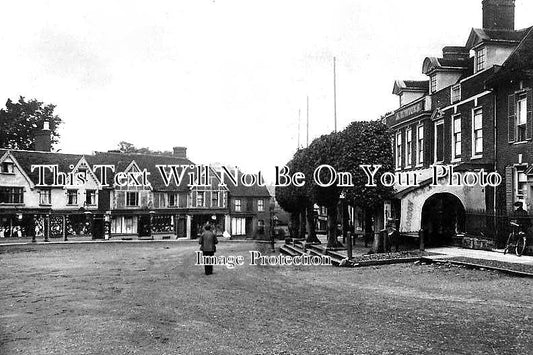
[334,56,337,133]
[306,96,309,148]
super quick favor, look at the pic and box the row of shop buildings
[0,143,272,241]
[381,0,533,246]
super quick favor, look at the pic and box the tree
[0,97,62,150]
[117,141,173,155]
[304,132,344,248]
[338,120,394,248]
[275,157,307,240]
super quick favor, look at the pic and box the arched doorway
[421,193,465,247]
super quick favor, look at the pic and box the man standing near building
[198,223,218,275]
[513,202,531,234]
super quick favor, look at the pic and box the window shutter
[505,166,515,213]
[508,94,516,142]
[526,89,533,139]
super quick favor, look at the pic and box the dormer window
[1,162,15,174]
[475,47,486,72]
[430,74,437,93]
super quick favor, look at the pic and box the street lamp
[340,192,352,259]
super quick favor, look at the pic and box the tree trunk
[289,212,300,239]
[327,203,339,248]
[299,209,306,240]
[306,202,320,244]
[364,209,374,249]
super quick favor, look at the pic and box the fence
[464,209,532,248]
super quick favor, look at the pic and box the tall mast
[334,56,337,133]
[306,96,309,147]
[297,109,301,150]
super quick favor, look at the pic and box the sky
[1,0,533,182]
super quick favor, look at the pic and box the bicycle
[504,221,527,256]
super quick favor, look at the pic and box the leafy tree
[338,120,394,248]
[275,157,307,239]
[0,97,62,150]
[304,132,344,247]
[339,120,394,209]
[117,141,172,155]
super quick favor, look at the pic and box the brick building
[0,144,271,241]
[382,0,533,246]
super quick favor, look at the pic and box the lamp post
[340,192,352,259]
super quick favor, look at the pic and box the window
[396,131,402,169]
[222,192,227,208]
[516,94,527,142]
[405,128,412,167]
[434,121,444,163]
[211,191,219,207]
[231,217,246,235]
[111,216,138,234]
[257,199,264,212]
[417,125,424,165]
[0,187,23,204]
[515,166,528,208]
[234,199,242,212]
[126,192,139,206]
[168,193,178,207]
[473,108,483,156]
[475,47,486,72]
[86,190,96,205]
[39,189,51,205]
[1,162,15,174]
[196,191,205,207]
[67,190,78,205]
[453,115,462,159]
[257,220,265,234]
[451,84,461,103]
[430,74,437,93]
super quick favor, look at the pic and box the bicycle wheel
[516,237,526,256]
[504,233,513,255]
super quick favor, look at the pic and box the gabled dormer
[422,47,469,93]
[392,80,428,107]
[466,0,529,74]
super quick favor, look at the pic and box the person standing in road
[198,223,218,275]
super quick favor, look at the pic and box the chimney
[172,146,187,158]
[34,121,52,152]
[482,0,515,30]
[442,46,469,60]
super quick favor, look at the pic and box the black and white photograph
[1,0,533,354]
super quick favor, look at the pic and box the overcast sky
[1,0,533,181]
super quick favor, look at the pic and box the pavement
[0,235,271,247]
[426,246,533,265]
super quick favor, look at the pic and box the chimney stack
[482,0,515,30]
[173,146,187,158]
[34,121,52,152]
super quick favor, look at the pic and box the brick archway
[421,193,465,247]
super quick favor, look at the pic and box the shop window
[231,217,246,235]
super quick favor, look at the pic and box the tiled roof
[1,149,270,198]
[392,80,429,95]
[466,27,531,50]
[1,149,84,185]
[88,151,193,191]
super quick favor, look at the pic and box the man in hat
[513,201,531,234]
[385,218,401,252]
[198,223,218,275]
